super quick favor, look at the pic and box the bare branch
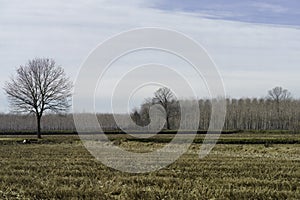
[3,58,73,138]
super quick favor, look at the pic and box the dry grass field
[0,134,299,199]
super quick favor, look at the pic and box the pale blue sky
[0,0,299,113]
[152,0,300,26]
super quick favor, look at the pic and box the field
[0,134,299,199]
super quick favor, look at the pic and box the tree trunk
[166,116,171,130]
[37,115,42,139]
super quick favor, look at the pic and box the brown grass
[0,135,299,199]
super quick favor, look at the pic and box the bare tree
[153,87,177,130]
[4,58,73,138]
[268,86,291,104]
[267,86,292,129]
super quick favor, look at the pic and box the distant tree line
[1,86,299,133]
[132,86,300,132]
[0,113,120,132]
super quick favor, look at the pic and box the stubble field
[0,134,299,199]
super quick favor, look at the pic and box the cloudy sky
[0,0,300,113]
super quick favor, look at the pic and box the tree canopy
[4,58,73,138]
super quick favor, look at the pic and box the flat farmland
[0,134,299,199]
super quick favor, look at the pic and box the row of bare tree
[0,114,117,132]
[1,88,299,132]
[132,87,300,131]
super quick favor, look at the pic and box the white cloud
[0,0,300,112]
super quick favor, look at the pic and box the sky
[0,0,300,113]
